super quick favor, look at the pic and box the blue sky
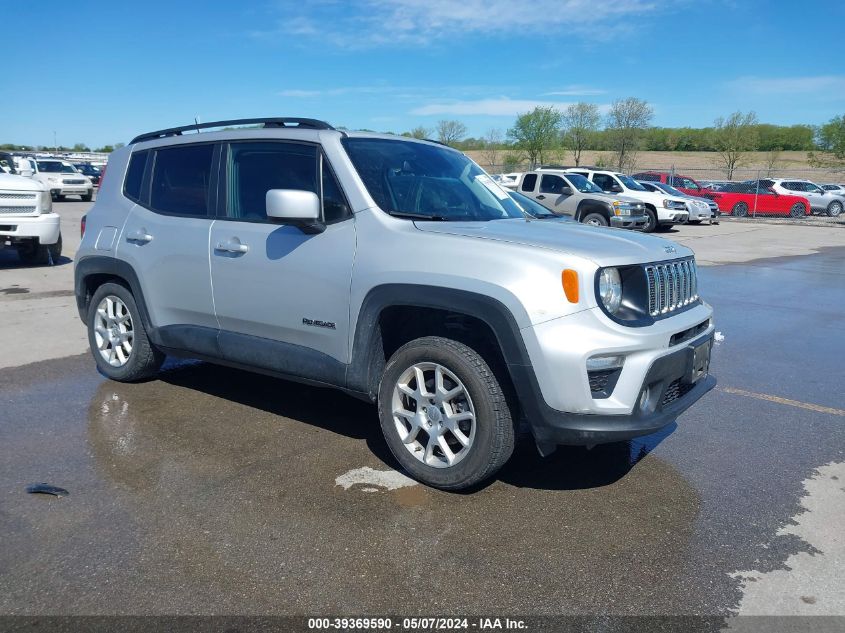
[2,0,844,148]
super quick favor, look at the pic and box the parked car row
[635,171,844,218]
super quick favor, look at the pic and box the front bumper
[610,213,648,229]
[659,211,689,225]
[50,184,92,197]
[0,213,61,244]
[514,303,715,445]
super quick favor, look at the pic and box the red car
[706,182,810,217]
[633,171,711,197]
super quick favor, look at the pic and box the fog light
[586,354,625,371]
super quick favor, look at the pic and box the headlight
[40,191,52,214]
[48,177,61,183]
[663,199,686,210]
[598,267,622,314]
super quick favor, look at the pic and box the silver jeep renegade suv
[74,117,716,490]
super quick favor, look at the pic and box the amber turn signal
[562,269,579,303]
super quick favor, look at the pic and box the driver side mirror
[610,184,623,193]
[266,189,325,234]
[560,186,572,195]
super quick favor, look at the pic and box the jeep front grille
[645,258,698,317]
[63,179,86,185]
[0,206,37,214]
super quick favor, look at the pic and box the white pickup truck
[0,165,62,264]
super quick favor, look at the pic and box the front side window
[539,174,566,194]
[342,137,524,221]
[150,144,214,217]
[226,142,317,222]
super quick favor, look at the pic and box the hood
[626,188,687,204]
[414,219,692,266]
[0,172,46,192]
[589,191,643,205]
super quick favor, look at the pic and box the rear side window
[150,144,214,217]
[520,173,537,192]
[593,173,617,191]
[123,151,148,202]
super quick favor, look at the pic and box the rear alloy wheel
[378,336,515,490]
[790,203,806,218]
[826,201,842,217]
[581,212,608,227]
[732,202,749,217]
[87,282,164,382]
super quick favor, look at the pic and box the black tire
[87,282,164,382]
[826,201,842,217]
[642,208,658,233]
[732,202,748,217]
[581,212,608,227]
[17,241,47,265]
[377,336,515,490]
[687,219,702,225]
[47,233,62,262]
[56,194,66,202]
[790,203,806,218]
[82,191,93,202]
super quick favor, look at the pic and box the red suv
[634,171,711,198]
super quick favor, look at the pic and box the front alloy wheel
[732,202,749,217]
[790,203,806,218]
[378,336,515,490]
[392,362,476,468]
[826,201,842,217]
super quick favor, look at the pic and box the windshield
[342,138,525,221]
[507,191,556,219]
[617,174,647,191]
[654,182,686,197]
[565,173,602,194]
[37,161,77,173]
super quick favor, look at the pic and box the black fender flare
[74,256,154,331]
[345,284,534,399]
[575,199,612,223]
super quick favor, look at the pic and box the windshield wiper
[386,210,449,221]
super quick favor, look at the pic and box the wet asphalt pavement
[1,248,843,619]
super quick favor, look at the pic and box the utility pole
[53,131,57,154]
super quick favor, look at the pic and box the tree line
[393,104,842,178]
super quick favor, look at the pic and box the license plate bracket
[686,338,712,384]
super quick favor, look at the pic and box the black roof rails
[130,117,335,144]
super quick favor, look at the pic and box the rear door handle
[126,228,153,243]
[536,195,546,200]
[214,238,249,254]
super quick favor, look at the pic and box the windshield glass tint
[343,138,524,221]
[617,174,646,191]
[507,191,554,218]
[565,173,602,193]
[656,183,685,197]
[37,162,63,173]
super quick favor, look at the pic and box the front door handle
[126,228,153,243]
[214,238,249,254]
[536,195,546,200]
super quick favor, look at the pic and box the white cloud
[543,85,607,96]
[727,75,845,96]
[409,98,612,116]
[258,0,663,48]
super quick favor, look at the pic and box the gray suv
[517,169,647,229]
[74,117,716,490]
